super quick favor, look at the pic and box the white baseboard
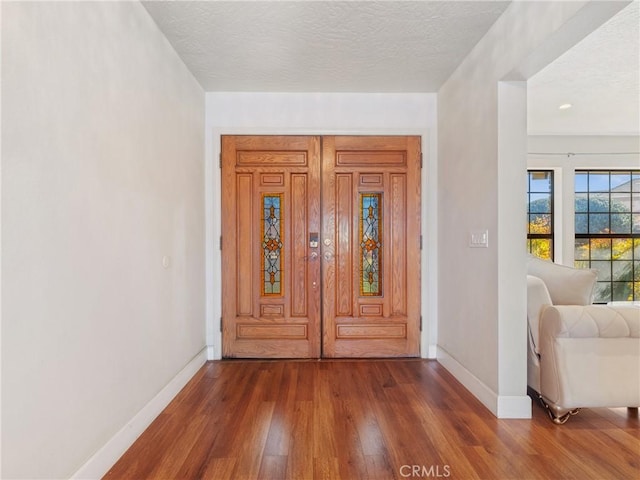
[436,346,531,419]
[426,344,438,359]
[207,344,216,360]
[71,348,207,479]
[497,395,532,418]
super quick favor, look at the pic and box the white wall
[1,2,205,478]
[528,135,640,265]
[437,0,630,417]
[205,92,438,359]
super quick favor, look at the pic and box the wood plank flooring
[104,360,639,480]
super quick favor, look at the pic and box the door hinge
[219,153,222,169]
[420,316,423,331]
[220,236,222,250]
[420,152,423,169]
[220,317,223,332]
[420,235,423,250]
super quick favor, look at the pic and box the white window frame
[528,154,639,267]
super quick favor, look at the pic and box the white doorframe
[203,93,438,360]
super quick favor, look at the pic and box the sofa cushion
[526,255,597,305]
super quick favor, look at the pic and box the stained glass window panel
[359,193,382,296]
[261,194,283,296]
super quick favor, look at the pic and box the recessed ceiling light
[558,103,573,110]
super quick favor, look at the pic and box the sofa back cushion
[526,255,597,305]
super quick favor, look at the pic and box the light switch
[469,230,489,248]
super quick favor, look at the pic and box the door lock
[309,232,319,248]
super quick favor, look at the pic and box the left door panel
[221,136,322,358]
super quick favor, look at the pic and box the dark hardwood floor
[104,360,639,480]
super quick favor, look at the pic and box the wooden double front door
[221,135,421,358]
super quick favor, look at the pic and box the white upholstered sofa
[527,256,640,423]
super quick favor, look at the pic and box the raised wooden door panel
[221,136,321,358]
[321,136,421,358]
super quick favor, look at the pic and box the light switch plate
[469,230,489,248]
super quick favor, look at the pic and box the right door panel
[321,136,422,357]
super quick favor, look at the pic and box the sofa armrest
[540,305,639,339]
[538,305,640,409]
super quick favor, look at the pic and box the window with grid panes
[574,170,640,303]
[527,170,554,260]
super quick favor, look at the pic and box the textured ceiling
[142,0,639,135]
[142,0,510,92]
[528,1,639,136]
